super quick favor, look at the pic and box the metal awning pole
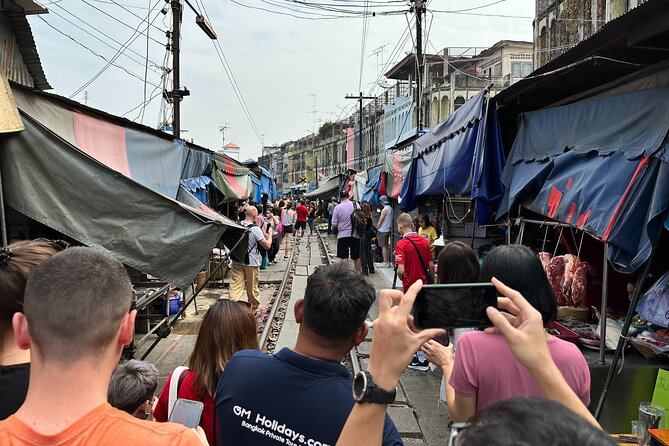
[0,168,7,247]
[595,222,664,420]
[599,243,609,365]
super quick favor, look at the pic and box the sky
[29,0,535,160]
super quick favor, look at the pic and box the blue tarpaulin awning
[362,164,383,208]
[497,86,669,273]
[399,88,505,224]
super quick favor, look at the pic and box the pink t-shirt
[449,331,590,412]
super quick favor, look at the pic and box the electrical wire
[36,15,162,89]
[70,0,164,98]
[140,0,152,122]
[48,4,164,74]
[78,0,165,45]
[198,0,265,145]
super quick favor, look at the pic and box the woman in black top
[359,202,376,276]
[307,203,317,235]
[0,240,62,419]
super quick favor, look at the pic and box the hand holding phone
[412,283,497,329]
[169,398,204,429]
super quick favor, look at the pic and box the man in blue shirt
[216,264,403,446]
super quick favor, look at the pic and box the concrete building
[534,0,649,67]
[279,40,533,193]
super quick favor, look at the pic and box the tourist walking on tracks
[331,191,362,273]
[281,202,295,259]
[154,300,258,445]
[327,196,337,236]
[0,239,61,420]
[295,200,309,238]
[265,208,281,264]
[230,206,273,310]
[376,195,393,267]
[0,247,205,445]
[394,212,433,371]
[359,202,376,276]
[216,264,402,445]
[307,202,317,235]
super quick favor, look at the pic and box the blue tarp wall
[497,86,669,273]
[399,88,505,224]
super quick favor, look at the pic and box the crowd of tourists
[0,195,609,444]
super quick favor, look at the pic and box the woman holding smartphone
[423,245,590,423]
[154,300,259,445]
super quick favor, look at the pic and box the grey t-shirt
[240,221,265,267]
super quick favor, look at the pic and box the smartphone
[412,283,497,329]
[169,398,204,429]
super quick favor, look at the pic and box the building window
[493,63,502,76]
[454,96,466,111]
[511,62,533,77]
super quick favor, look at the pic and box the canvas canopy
[3,113,243,288]
[399,88,505,224]
[379,148,412,200]
[497,86,669,273]
[304,175,341,201]
[210,156,254,203]
[361,165,383,208]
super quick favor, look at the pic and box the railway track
[258,227,363,373]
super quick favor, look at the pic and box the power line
[49,3,163,75]
[78,0,165,45]
[198,0,264,145]
[36,15,162,90]
[70,0,164,98]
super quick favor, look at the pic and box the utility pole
[345,92,375,170]
[413,0,425,134]
[167,0,216,138]
[308,94,317,183]
[171,0,181,138]
[83,91,89,106]
[218,123,231,148]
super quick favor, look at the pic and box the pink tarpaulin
[73,112,130,176]
[346,128,355,170]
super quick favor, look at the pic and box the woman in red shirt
[153,300,259,444]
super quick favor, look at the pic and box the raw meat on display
[538,252,552,269]
[562,254,578,303]
[546,255,567,305]
[571,261,595,307]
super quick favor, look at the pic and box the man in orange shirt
[0,247,204,446]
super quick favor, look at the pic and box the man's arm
[337,281,443,446]
[331,207,339,229]
[421,341,475,422]
[258,228,272,250]
[376,208,387,228]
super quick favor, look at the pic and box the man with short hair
[230,206,273,310]
[327,197,337,236]
[331,191,361,273]
[395,212,434,371]
[0,247,203,445]
[295,200,309,238]
[216,264,402,445]
[376,195,393,267]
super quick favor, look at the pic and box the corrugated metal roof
[1,0,50,90]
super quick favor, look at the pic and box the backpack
[243,223,258,265]
[351,206,367,235]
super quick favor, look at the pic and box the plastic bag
[636,271,669,328]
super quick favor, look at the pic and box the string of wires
[69,0,165,98]
[197,0,265,146]
[227,0,408,20]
